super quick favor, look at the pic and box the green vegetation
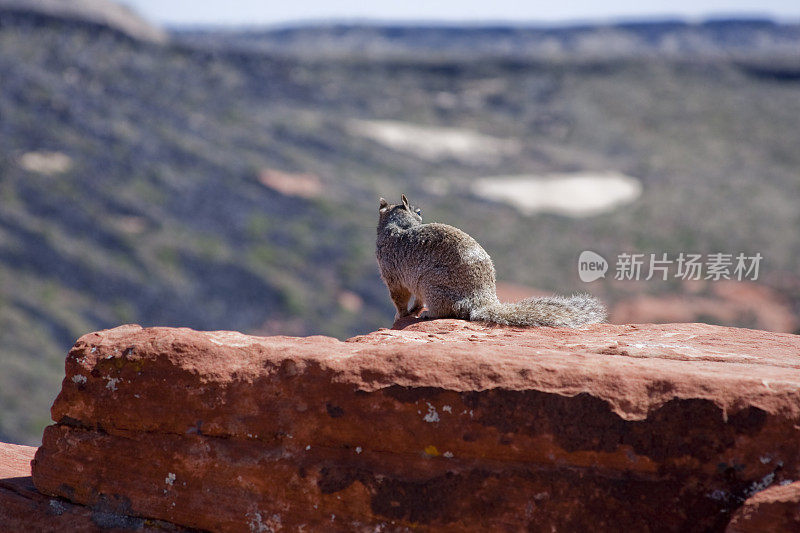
[0,16,799,445]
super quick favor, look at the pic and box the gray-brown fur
[376,195,606,327]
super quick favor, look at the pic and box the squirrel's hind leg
[408,296,424,317]
[418,289,462,320]
[389,286,414,319]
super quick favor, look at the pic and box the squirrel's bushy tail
[470,293,606,327]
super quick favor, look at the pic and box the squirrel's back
[377,215,498,319]
[376,195,606,327]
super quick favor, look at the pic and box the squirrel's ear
[379,198,388,210]
[401,194,410,208]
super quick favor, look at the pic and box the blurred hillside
[179,19,800,60]
[1,4,799,444]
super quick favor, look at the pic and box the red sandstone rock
[611,280,798,333]
[257,168,323,199]
[727,481,800,532]
[0,442,112,532]
[0,442,34,479]
[0,442,188,532]
[30,321,800,532]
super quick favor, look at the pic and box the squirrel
[376,195,606,327]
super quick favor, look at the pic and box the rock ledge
[21,321,800,531]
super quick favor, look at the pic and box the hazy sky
[120,0,800,27]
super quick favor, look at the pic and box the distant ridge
[175,18,800,60]
[0,0,166,43]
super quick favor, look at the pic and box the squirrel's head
[378,194,423,230]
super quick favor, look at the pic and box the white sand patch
[472,171,642,217]
[347,120,520,164]
[18,151,73,175]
